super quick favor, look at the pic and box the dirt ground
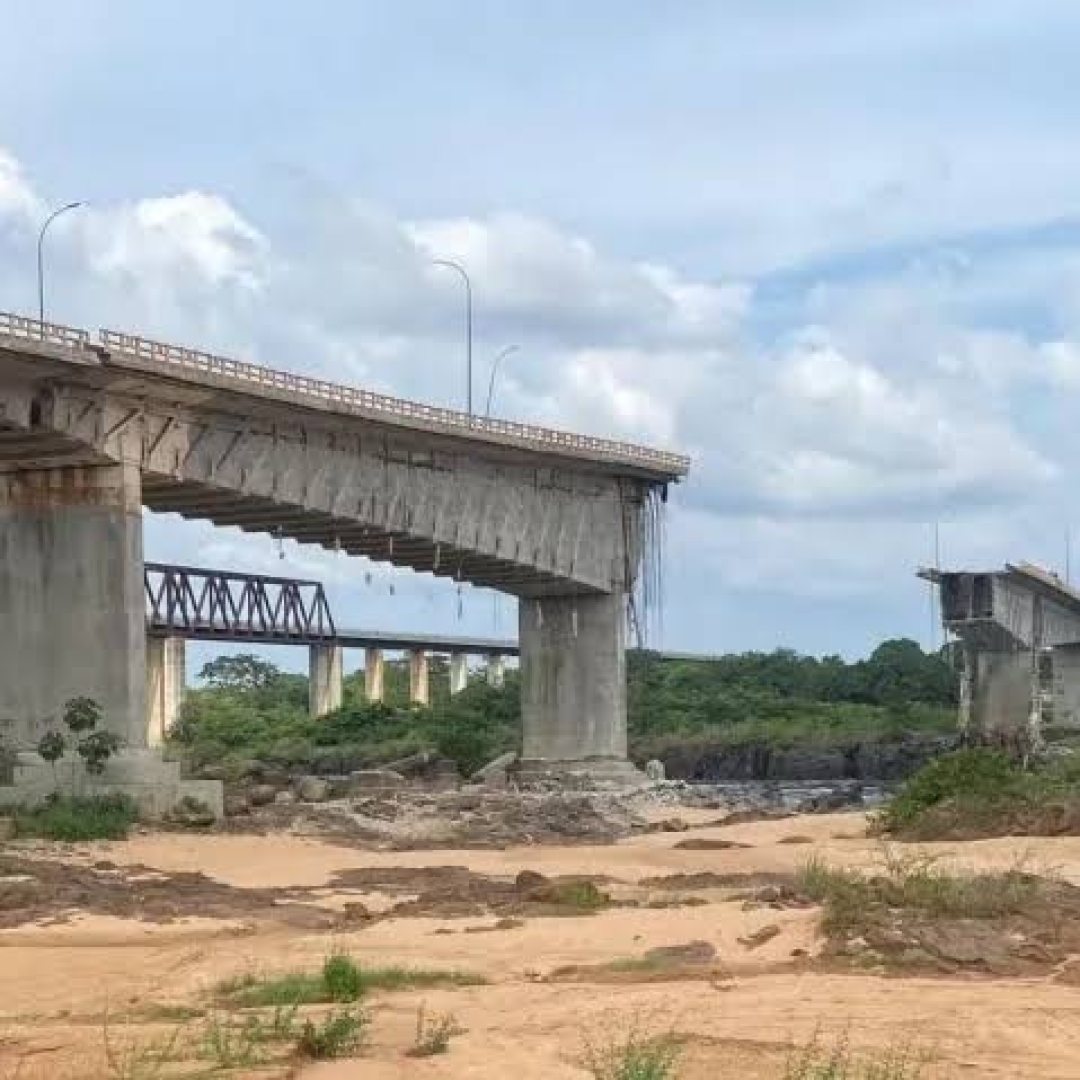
[4,808,1080,1078]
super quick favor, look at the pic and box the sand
[2,810,1080,1078]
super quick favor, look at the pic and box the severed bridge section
[0,312,689,778]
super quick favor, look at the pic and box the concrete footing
[0,749,224,819]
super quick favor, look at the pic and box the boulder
[223,794,250,818]
[471,751,519,787]
[349,769,406,792]
[296,776,332,803]
[644,759,666,783]
[275,790,298,805]
[165,796,216,829]
[247,784,277,807]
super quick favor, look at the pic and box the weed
[101,1010,185,1080]
[197,1012,271,1068]
[296,1008,370,1060]
[547,880,610,910]
[14,794,138,841]
[407,1005,464,1057]
[784,1031,928,1079]
[583,1025,680,1080]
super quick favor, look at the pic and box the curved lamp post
[37,201,84,324]
[485,344,519,418]
[431,258,473,419]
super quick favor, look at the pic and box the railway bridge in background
[0,311,689,789]
[143,563,716,745]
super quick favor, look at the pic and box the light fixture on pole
[485,344,519,418]
[37,201,84,325]
[431,258,473,420]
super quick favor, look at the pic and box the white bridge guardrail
[0,310,690,475]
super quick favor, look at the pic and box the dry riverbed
[3,808,1080,1078]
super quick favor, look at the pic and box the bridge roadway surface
[0,311,689,776]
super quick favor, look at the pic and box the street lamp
[485,344,519,418]
[431,258,473,419]
[37,201,84,325]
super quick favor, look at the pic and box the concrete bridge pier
[0,464,147,750]
[147,636,187,745]
[365,648,385,703]
[409,649,430,705]
[449,652,469,696]
[309,643,343,718]
[486,654,506,688]
[518,591,640,782]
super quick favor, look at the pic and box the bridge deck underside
[141,474,585,597]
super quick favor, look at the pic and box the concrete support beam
[309,643,343,718]
[0,464,146,750]
[486,654,506,688]
[519,591,629,765]
[449,652,469,696]
[971,650,1031,738]
[147,636,186,746]
[364,647,385,703]
[409,649,430,706]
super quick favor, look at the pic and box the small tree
[37,730,66,794]
[77,730,120,775]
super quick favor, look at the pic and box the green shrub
[878,748,1019,832]
[584,1026,680,1080]
[322,953,364,1002]
[14,794,138,841]
[408,1005,464,1057]
[296,1008,369,1059]
[785,1032,927,1079]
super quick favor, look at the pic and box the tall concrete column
[449,652,469,696]
[519,591,631,768]
[408,649,430,705]
[364,647,385,703]
[147,636,186,746]
[486,654,506,688]
[0,464,146,750]
[309,643,343,718]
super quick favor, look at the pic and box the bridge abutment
[309,644,344,718]
[0,464,147,750]
[518,592,640,781]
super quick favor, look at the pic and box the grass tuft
[14,795,138,841]
[784,1032,928,1079]
[407,1005,465,1057]
[583,1026,681,1080]
[215,956,484,1008]
[296,1008,370,1060]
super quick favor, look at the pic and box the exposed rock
[643,940,717,966]
[164,797,216,829]
[471,751,519,787]
[247,784,277,807]
[515,869,550,894]
[350,769,406,792]
[0,818,14,842]
[673,838,752,851]
[296,776,332,803]
[274,790,297,806]
[197,763,231,782]
[644,759,666,783]
[738,924,782,950]
[648,818,690,833]
[223,794,250,817]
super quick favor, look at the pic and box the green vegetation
[14,793,138,841]
[796,851,1042,934]
[171,638,955,777]
[296,1008,370,1059]
[216,954,485,1008]
[878,747,1080,839]
[583,1026,681,1080]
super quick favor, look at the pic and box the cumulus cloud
[0,144,1077,636]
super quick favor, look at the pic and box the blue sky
[4,1,1080,671]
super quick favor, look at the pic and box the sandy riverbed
[2,810,1080,1078]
